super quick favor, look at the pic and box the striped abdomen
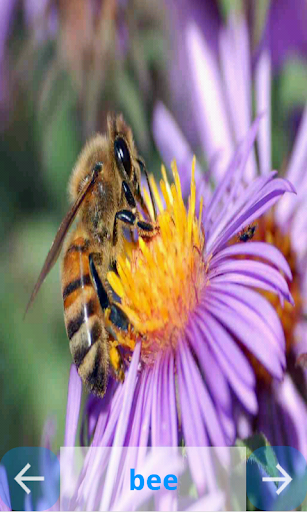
[62,236,109,396]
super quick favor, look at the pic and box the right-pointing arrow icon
[262,463,293,495]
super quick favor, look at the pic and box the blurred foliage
[219,0,244,18]
[0,0,168,458]
[237,433,279,484]
[279,59,307,112]
[271,58,307,171]
[219,0,271,47]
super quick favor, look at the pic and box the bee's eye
[114,137,131,177]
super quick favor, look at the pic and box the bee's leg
[127,228,135,244]
[89,253,112,306]
[120,182,141,240]
[122,180,136,209]
[113,209,157,246]
[89,254,131,330]
[109,343,125,382]
[122,179,157,230]
[113,180,136,247]
[109,259,119,275]
[89,253,129,383]
[108,303,130,383]
[136,158,157,221]
[109,303,129,331]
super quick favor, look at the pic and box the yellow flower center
[107,160,206,364]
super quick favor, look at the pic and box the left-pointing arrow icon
[14,463,45,494]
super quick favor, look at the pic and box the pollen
[107,159,206,364]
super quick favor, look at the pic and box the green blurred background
[0,0,307,459]
[0,0,169,457]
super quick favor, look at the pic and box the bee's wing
[25,167,101,316]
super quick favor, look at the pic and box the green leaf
[236,433,280,486]
[141,30,167,68]
[116,67,149,151]
[253,0,271,46]
[279,59,307,113]
[38,77,79,208]
[219,0,243,19]
[236,432,271,458]
[300,491,307,511]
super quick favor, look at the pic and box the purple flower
[62,115,295,507]
[153,9,307,456]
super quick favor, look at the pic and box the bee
[238,224,257,242]
[25,115,157,397]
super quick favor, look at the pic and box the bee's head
[108,114,142,199]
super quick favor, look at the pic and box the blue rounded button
[247,446,307,511]
[0,447,60,511]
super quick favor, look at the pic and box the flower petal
[209,258,293,304]
[99,342,141,511]
[152,102,204,198]
[202,291,285,379]
[186,322,232,415]
[64,364,82,447]
[204,116,262,240]
[208,177,295,255]
[186,22,234,180]
[194,310,258,414]
[187,322,236,443]
[219,15,256,180]
[258,376,307,458]
[275,103,307,224]
[255,42,272,175]
[177,341,217,494]
[210,242,292,280]
[182,340,227,446]
[0,466,11,511]
[207,283,286,355]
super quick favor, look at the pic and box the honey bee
[238,224,257,242]
[25,115,157,397]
